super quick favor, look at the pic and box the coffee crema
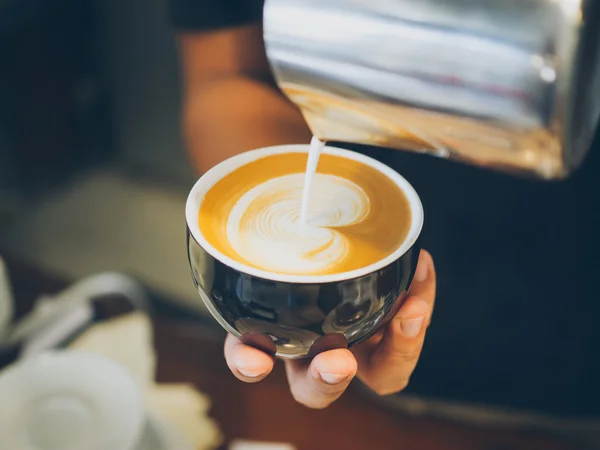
[198,152,411,276]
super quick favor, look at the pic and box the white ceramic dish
[136,414,194,450]
[0,351,144,450]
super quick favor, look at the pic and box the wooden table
[5,255,585,450]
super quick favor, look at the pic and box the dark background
[1,0,599,419]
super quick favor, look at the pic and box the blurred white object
[7,272,149,346]
[135,413,194,450]
[0,256,14,343]
[69,312,223,450]
[146,385,222,450]
[0,350,144,450]
[4,272,149,359]
[69,312,156,390]
[20,303,94,358]
[230,441,296,450]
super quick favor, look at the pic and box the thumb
[361,295,430,395]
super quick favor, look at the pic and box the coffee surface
[199,152,411,276]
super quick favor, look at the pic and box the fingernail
[414,259,429,282]
[400,316,424,338]
[238,367,267,378]
[319,372,349,385]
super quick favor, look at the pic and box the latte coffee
[197,147,414,278]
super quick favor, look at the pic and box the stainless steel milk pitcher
[264,0,600,179]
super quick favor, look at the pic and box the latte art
[198,152,412,277]
[227,173,370,274]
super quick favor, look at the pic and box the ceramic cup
[186,144,423,358]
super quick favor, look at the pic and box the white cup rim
[186,144,424,284]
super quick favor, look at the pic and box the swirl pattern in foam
[198,152,412,277]
[227,173,370,274]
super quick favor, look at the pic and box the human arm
[176,24,311,174]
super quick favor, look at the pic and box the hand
[224,250,436,409]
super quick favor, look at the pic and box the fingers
[224,250,437,406]
[357,250,436,395]
[359,295,430,395]
[225,336,358,408]
[285,349,358,409]
[410,250,436,320]
[224,334,274,383]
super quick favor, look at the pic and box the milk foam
[300,136,326,223]
[227,173,370,274]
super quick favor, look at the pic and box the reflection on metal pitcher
[265,0,600,179]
